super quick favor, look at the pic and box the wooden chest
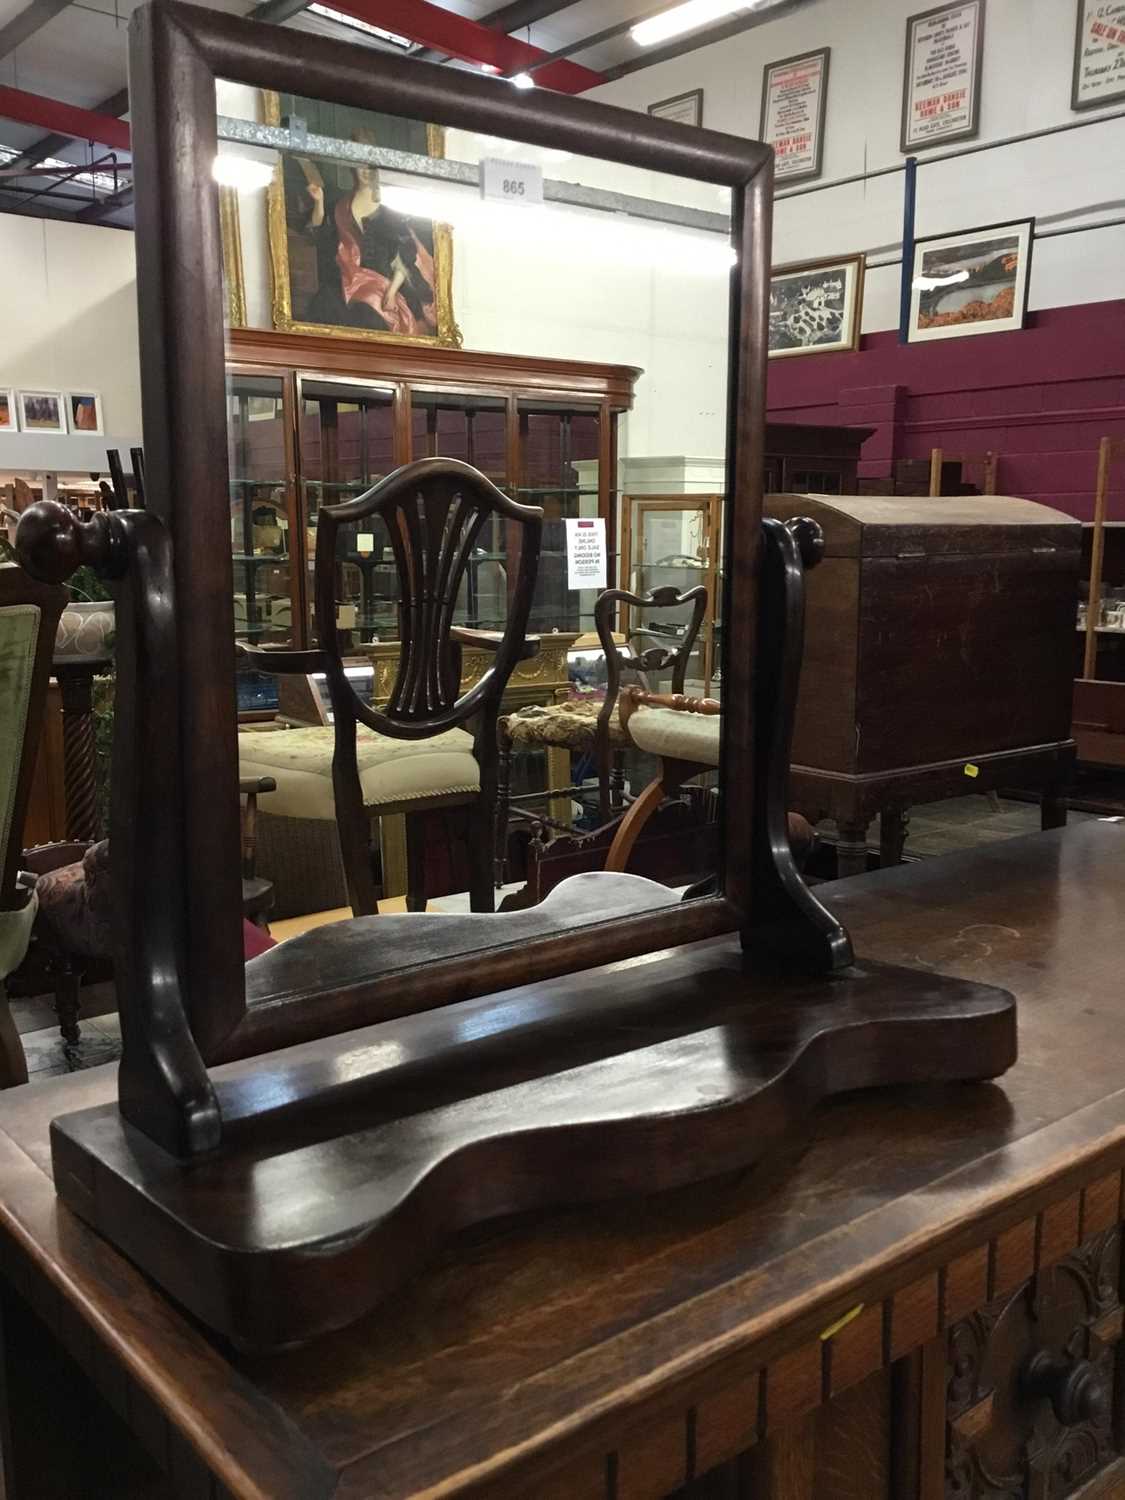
[765,494,1082,778]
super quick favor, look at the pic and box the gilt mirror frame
[127,0,774,1069]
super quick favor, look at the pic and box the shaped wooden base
[51,945,1016,1352]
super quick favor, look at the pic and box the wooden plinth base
[50,948,1016,1352]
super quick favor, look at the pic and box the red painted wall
[766,299,1125,521]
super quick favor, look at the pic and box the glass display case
[225,330,638,670]
[619,493,722,694]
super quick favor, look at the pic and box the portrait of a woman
[265,93,458,347]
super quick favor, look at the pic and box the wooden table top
[0,822,1122,1500]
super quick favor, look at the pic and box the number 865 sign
[480,157,545,206]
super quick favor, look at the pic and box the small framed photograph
[1072,0,1125,111]
[760,48,830,185]
[901,0,986,153]
[18,390,67,433]
[66,391,104,435]
[768,254,865,358]
[647,89,703,127]
[907,219,1033,343]
[0,390,18,433]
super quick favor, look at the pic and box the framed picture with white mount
[759,48,830,185]
[66,391,104,435]
[906,219,1033,343]
[768,254,864,358]
[1072,0,1125,111]
[900,0,986,153]
[647,89,703,127]
[17,390,67,434]
[0,390,17,433]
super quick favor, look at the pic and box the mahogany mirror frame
[126,0,773,1070]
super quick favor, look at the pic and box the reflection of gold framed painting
[263,90,460,348]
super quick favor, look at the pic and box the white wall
[590,0,1125,333]
[0,215,143,472]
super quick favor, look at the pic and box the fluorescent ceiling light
[632,0,752,47]
[510,72,536,89]
[211,153,275,191]
[306,3,413,48]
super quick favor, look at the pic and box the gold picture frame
[219,186,247,329]
[263,90,461,348]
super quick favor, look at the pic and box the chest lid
[765,494,1082,560]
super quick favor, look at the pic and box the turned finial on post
[15,501,124,585]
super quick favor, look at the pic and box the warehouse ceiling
[0,0,807,225]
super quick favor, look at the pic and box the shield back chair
[241,458,543,917]
[0,562,67,1086]
[495,583,707,878]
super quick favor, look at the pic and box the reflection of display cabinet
[225,329,641,654]
[620,494,722,692]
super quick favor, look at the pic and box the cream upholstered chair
[240,457,542,917]
[604,686,814,875]
[0,562,67,1085]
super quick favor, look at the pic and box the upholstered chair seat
[624,705,721,766]
[236,724,480,821]
[501,698,630,755]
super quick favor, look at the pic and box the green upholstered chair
[0,563,67,1086]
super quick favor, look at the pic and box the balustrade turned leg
[879,807,910,868]
[495,729,513,886]
[55,664,101,843]
[835,821,870,879]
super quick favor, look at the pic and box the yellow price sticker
[819,1304,864,1342]
[964,763,980,778]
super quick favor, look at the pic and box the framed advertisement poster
[900,0,985,152]
[907,219,1033,343]
[648,89,703,127]
[769,254,864,358]
[1072,0,1125,110]
[759,48,829,184]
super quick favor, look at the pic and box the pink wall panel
[766,299,1125,520]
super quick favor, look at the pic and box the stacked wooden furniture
[765,493,1081,874]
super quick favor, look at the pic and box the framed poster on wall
[768,254,864,358]
[900,0,985,152]
[648,89,703,127]
[759,48,830,184]
[1072,0,1125,110]
[907,219,1033,343]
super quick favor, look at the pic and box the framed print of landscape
[907,219,1033,343]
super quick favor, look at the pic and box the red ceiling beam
[325,0,605,93]
[0,86,131,151]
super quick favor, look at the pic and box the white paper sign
[479,157,544,206]
[760,50,828,183]
[1073,1,1125,109]
[901,0,983,151]
[565,517,607,591]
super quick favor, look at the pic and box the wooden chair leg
[468,799,496,914]
[53,964,82,1046]
[0,981,28,1088]
[405,812,428,913]
[604,777,666,874]
[494,733,513,886]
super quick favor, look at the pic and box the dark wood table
[0,822,1123,1499]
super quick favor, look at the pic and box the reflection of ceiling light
[479,63,501,73]
[912,269,970,291]
[510,72,536,89]
[211,153,275,191]
[381,180,736,274]
[632,0,755,47]
[306,3,413,47]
